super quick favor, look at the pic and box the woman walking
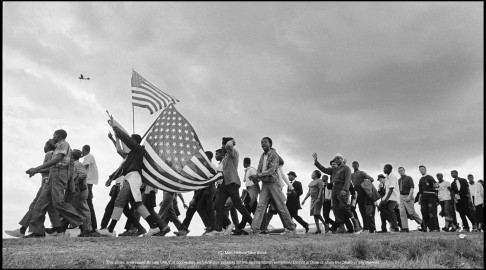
[302,170,326,234]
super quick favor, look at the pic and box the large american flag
[141,103,222,192]
[131,70,179,114]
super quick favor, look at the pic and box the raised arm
[312,153,333,175]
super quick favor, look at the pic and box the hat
[287,171,297,177]
[333,153,344,160]
[377,174,386,179]
[222,137,233,145]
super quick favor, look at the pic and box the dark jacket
[451,177,470,198]
[113,126,145,176]
[286,180,303,210]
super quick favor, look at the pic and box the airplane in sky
[79,74,90,80]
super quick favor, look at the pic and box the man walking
[450,170,476,232]
[398,167,423,232]
[250,137,296,235]
[468,174,483,232]
[206,137,253,236]
[437,173,457,232]
[416,165,440,232]
[98,116,169,237]
[82,145,98,231]
[25,130,85,238]
[380,164,400,232]
[286,171,309,233]
[313,153,359,234]
[351,161,374,231]
[242,157,259,214]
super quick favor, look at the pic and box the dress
[309,179,324,216]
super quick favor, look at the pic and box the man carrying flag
[97,115,170,237]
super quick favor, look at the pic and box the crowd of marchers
[6,123,484,238]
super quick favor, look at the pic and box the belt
[52,165,68,169]
[400,193,410,196]
[423,191,436,194]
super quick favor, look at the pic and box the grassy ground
[2,231,484,269]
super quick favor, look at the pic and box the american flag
[131,70,179,114]
[141,103,222,192]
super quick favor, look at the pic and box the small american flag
[142,103,221,192]
[131,70,179,114]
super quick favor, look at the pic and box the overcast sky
[3,2,483,237]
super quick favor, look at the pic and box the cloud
[2,2,483,236]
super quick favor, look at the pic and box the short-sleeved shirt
[53,140,72,167]
[82,153,99,185]
[469,182,484,206]
[398,175,414,195]
[438,181,451,201]
[385,172,400,202]
[222,148,240,186]
[243,167,257,188]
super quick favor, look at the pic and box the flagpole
[141,102,173,140]
[131,68,135,134]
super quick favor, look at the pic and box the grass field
[2,231,484,269]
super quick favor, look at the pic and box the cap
[377,174,386,179]
[333,153,344,160]
[287,171,297,177]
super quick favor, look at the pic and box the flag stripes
[131,70,178,114]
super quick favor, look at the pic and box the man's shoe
[5,229,24,238]
[369,230,376,234]
[143,227,160,237]
[377,230,388,233]
[205,230,225,236]
[118,230,134,237]
[334,226,346,234]
[441,227,449,232]
[233,228,248,236]
[281,228,296,235]
[133,228,147,237]
[24,233,46,238]
[46,231,60,238]
[224,224,235,235]
[83,230,100,237]
[323,223,330,233]
[401,228,410,233]
[160,226,171,236]
[96,229,116,237]
[174,229,189,237]
[44,228,56,234]
[463,228,470,232]
[77,230,93,237]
